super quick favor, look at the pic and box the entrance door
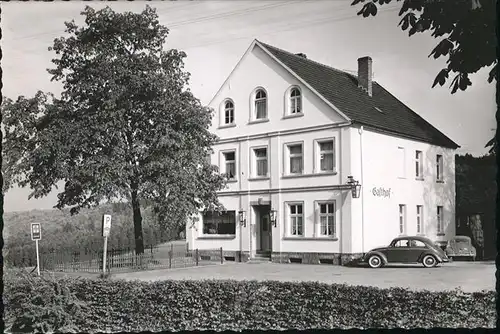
[260,213,272,251]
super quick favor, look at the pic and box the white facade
[186,41,456,260]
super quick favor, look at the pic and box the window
[224,100,234,124]
[318,202,335,237]
[290,87,302,114]
[253,147,268,177]
[254,89,267,119]
[397,147,405,178]
[437,206,443,233]
[416,205,423,234]
[415,150,423,178]
[436,155,443,181]
[318,140,335,172]
[288,144,303,174]
[399,204,406,235]
[202,211,236,235]
[223,151,236,180]
[289,203,304,236]
[410,240,427,248]
[393,240,408,248]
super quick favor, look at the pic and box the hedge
[4,269,496,332]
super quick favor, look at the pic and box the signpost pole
[31,223,42,276]
[101,214,112,275]
[35,239,40,276]
[103,235,108,274]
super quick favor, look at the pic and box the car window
[393,240,408,247]
[410,240,426,247]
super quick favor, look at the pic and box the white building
[186,39,459,265]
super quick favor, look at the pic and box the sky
[2,0,496,212]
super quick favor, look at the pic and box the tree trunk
[131,189,145,255]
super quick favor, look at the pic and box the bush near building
[4,269,495,332]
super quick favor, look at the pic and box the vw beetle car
[362,236,449,268]
[444,236,476,261]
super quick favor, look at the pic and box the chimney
[295,53,307,59]
[357,56,373,97]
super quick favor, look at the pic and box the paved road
[111,260,495,293]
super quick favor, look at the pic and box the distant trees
[2,6,226,254]
[455,153,496,258]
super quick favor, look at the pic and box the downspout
[358,125,365,254]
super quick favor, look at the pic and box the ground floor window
[288,203,304,236]
[318,202,336,237]
[202,211,236,235]
[399,204,406,234]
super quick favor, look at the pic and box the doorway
[255,205,272,252]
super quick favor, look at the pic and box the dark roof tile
[258,41,459,149]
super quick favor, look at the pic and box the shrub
[4,273,496,332]
[4,269,87,333]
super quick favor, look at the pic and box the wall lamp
[347,175,362,199]
[270,209,277,227]
[238,209,247,227]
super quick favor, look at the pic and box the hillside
[4,203,180,265]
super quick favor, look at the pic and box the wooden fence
[7,243,224,273]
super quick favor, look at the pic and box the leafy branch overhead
[352,0,497,94]
[2,5,227,254]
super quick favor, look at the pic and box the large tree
[2,5,226,254]
[352,0,497,153]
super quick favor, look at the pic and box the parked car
[444,236,477,261]
[362,236,450,268]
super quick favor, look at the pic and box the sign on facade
[102,214,112,237]
[31,223,42,241]
[372,187,392,198]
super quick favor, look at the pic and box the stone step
[247,255,272,263]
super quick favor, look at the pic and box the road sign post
[31,223,41,276]
[101,214,112,274]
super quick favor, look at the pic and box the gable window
[290,87,302,114]
[223,151,236,180]
[437,206,444,234]
[317,139,335,172]
[318,202,336,237]
[224,100,234,125]
[287,143,303,174]
[397,147,405,178]
[202,211,236,235]
[415,150,423,179]
[416,205,423,234]
[399,204,406,235]
[253,147,268,177]
[436,155,443,181]
[255,89,267,119]
[289,203,304,236]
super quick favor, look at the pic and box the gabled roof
[256,40,459,149]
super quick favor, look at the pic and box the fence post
[196,249,199,266]
[169,245,172,269]
[220,247,223,264]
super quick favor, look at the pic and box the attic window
[374,107,384,113]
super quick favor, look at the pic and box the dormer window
[254,89,267,119]
[224,100,235,125]
[290,87,302,114]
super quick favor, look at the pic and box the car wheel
[368,255,383,268]
[422,255,437,268]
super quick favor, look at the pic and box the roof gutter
[350,121,460,150]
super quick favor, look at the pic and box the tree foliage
[352,0,497,152]
[2,5,226,254]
